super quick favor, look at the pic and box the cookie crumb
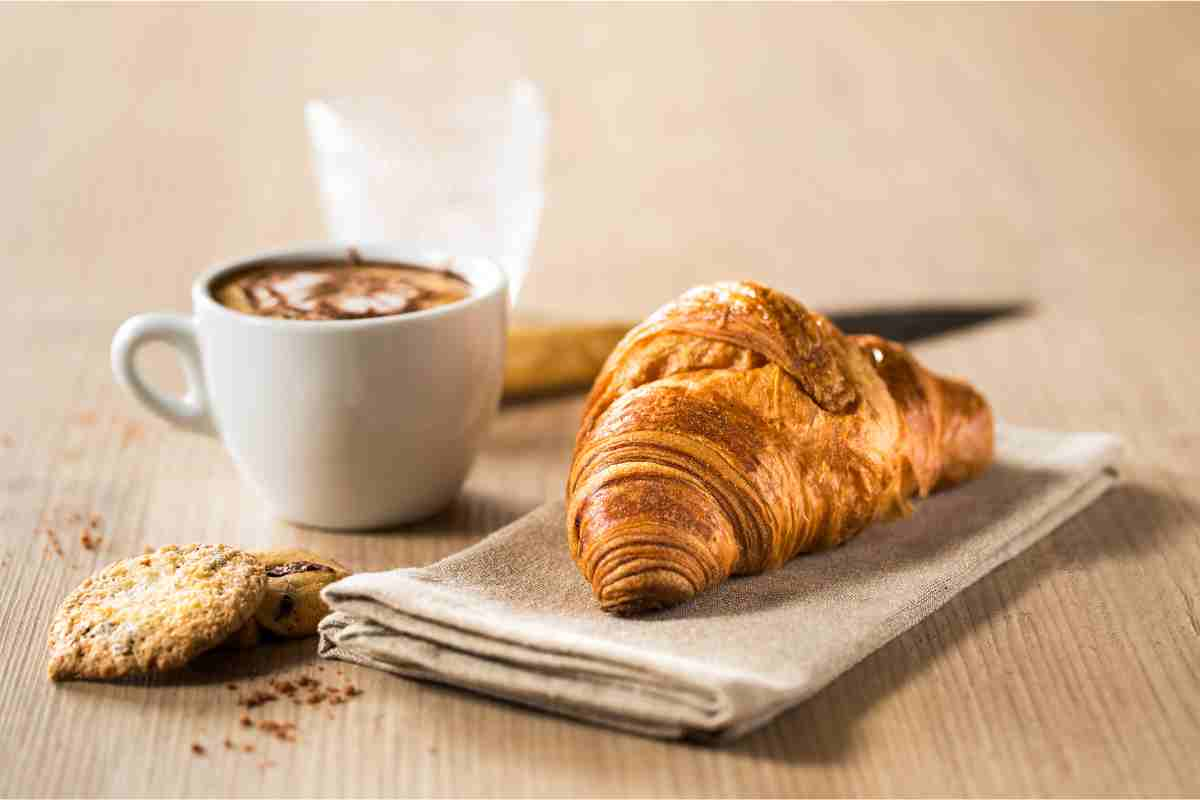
[296,676,320,689]
[79,530,103,550]
[191,743,206,756]
[238,690,278,709]
[344,685,362,697]
[242,744,255,753]
[43,528,64,559]
[223,738,235,750]
[89,513,103,529]
[226,683,238,691]
[121,422,143,449]
[255,720,297,742]
[239,714,253,728]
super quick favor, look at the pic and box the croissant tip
[597,567,697,616]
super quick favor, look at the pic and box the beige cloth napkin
[319,425,1121,741]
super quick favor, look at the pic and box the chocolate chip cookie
[251,548,349,638]
[48,544,266,681]
[220,615,262,650]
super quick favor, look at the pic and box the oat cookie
[252,548,350,638]
[47,544,266,681]
[221,616,262,650]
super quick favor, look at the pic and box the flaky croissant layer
[566,281,994,614]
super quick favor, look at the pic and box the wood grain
[1,3,1198,796]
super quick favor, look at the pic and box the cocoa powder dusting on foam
[213,261,470,321]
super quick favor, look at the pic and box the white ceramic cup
[111,243,508,529]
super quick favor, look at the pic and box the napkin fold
[319,425,1121,741]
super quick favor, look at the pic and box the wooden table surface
[2,4,1199,797]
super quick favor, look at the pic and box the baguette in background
[503,323,631,400]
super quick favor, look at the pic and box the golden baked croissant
[567,281,994,614]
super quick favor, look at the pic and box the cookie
[48,544,266,681]
[252,548,349,638]
[220,616,262,650]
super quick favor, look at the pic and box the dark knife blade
[826,303,1029,344]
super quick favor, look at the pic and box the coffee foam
[213,261,470,321]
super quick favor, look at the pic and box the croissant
[566,281,994,614]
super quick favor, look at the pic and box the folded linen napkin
[319,425,1121,741]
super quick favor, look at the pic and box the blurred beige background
[5,3,1198,322]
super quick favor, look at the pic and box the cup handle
[111,313,216,436]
